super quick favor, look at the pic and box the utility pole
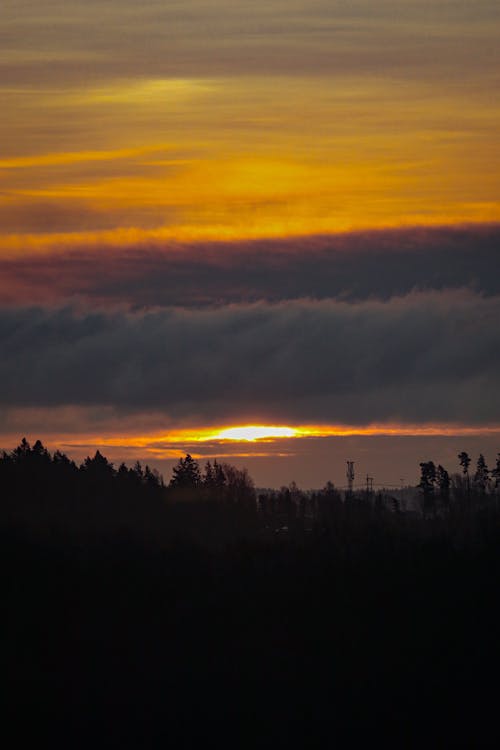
[346,461,355,498]
[366,474,373,495]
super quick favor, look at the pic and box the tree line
[0,438,259,546]
[2,437,500,546]
[0,437,255,503]
[419,450,500,516]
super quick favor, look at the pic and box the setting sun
[210,425,299,442]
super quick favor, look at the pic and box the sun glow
[210,425,299,442]
[43,422,500,454]
[5,421,500,466]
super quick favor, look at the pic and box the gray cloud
[1,226,499,307]
[1,291,499,424]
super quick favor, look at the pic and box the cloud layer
[1,290,499,425]
[3,4,499,238]
[3,1,498,85]
[2,226,499,308]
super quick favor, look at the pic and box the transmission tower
[366,474,374,494]
[346,461,355,496]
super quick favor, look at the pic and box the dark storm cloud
[1,226,499,307]
[1,291,499,424]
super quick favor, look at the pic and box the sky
[1,1,500,487]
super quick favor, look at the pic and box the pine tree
[458,451,471,498]
[458,451,471,474]
[419,461,436,516]
[491,454,500,489]
[474,454,489,494]
[436,464,450,507]
[213,460,226,490]
[13,437,31,460]
[83,450,115,479]
[170,454,201,488]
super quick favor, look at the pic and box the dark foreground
[4,513,500,748]
[2,438,500,745]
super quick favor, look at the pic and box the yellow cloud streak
[71,78,217,106]
[0,144,177,169]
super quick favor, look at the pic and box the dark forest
[3,439,500,746]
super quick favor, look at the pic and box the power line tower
[346,461,355,497]
[366,474,374,495]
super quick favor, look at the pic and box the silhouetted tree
[492,454,500,489]
[83,450,115,479]
[219,463,255,508]
[458,452,471,475]
[202,459,227,502]
[117,462,129,478]
[170,454,201,489]
[419,461,436,517]
[144,465,163,490]
[13,437,31,460]
[213,460,226,489]
[458,451,471,499]
[32,439,50,461]
[315,481,342,529]
[474,454,489,495]
[133,461,144,482]
[53,450,76,469]
[436,464,450,509]
[204,460,214,487]
[203,460,226,490]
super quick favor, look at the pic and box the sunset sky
[1,1,499,487]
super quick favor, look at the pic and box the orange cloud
[2,73,500,247]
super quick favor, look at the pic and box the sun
[210,425,299,442]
